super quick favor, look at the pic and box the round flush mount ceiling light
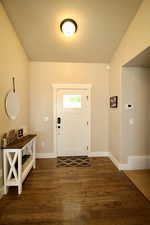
[60,18,77,37]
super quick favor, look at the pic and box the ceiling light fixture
[60,18,77,37]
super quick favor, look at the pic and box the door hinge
[86,96,88,100]
[87,121,88,126]
[87,146,88,151]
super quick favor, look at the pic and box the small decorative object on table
[110,96,118,108]
[7,129,17,145]
[18,128,23,138]
[2,133,8,148]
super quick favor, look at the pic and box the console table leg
[4,186,8,195]
[18,151,22,195]
[18,184,22,195]
[33,140,36,169]
[3,151,8,195]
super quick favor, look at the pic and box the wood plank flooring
[125,170,150,201]
[0,157,150,225]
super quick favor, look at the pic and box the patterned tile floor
[57,156,91,167]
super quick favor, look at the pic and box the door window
[63,95,81,108]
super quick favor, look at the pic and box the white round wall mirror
[5,91,20,120]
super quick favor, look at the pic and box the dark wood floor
[0,157,150,225]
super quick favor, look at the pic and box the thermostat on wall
[125,104,134,110]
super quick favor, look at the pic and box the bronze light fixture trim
[60,18,78,37]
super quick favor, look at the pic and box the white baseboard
[36,152,150,170]
[88,151,109,157]
[109,153,129,170]
[127,155,150,170]
[36,153,56,158]
[36,152,109,158]
[119,163,129,170]
[109,153,120,169]
[109,154,150,170]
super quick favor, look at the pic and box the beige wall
[109,0,150,162]
[1,0,149,170]
[0,2,29,170]
[122,67,150,163]
[29,62,109,154]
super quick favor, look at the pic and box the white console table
[3,135,37,195]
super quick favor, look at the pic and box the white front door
[56,89,89,156]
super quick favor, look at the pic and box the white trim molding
[88,152,109,157]
[52,83,92,89]
[109,154,120,169]
[109,154,150,170]
[119,163,129,171]
[36,153,56,158]
[36,152,109,158]
[109,154,129,170]
[127,155,150,170]
[36,152,150,171]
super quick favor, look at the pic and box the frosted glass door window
[63,95,81,108]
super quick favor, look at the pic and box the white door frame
[52,84,92,157]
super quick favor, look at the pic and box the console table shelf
[3,135,37,195]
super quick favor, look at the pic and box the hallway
[0,157,150,225]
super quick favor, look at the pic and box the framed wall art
[110,96,118,108]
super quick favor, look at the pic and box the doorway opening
[122,47,150,200]
[122,47,150,164]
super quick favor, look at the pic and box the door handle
[57,117,61,124]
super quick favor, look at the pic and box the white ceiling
[2,0,142,63]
